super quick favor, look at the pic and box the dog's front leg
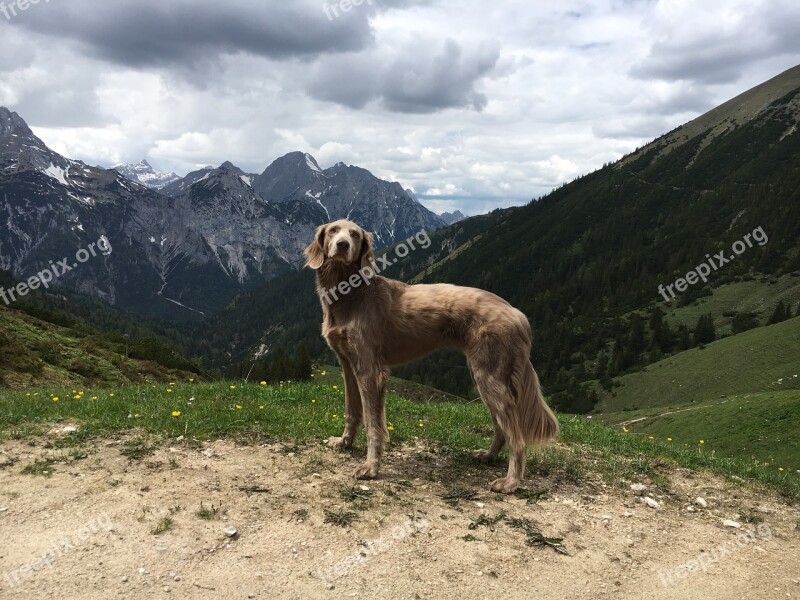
[353,363,388,480]
[327,357,363,450]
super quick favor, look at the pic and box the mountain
[439,210,466,226]
[0,108,447,319]
[252,152,445,244]
[113,159,180,190]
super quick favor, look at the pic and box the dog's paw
[326,436,350,450]
[489,476,520,494]
[472,449,497,464]
[353,461,380,480]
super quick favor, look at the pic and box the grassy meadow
[1,368,797,501]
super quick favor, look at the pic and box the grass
[0,372,798,501]
[152,516,174,535]
[21,457,56,477]
[0,305,195,390]
[661,275,800,335]
[596,316,800,412]
[595,390,800,469]
[196,503,225,520]
[323,509,359,527]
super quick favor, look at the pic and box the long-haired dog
[305,219,558,493]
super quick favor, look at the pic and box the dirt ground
[1,434,799,600]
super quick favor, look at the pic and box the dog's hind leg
[470,359,525,494]
[327,357,363,450]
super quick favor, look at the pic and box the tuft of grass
[468,511,507,531]
[196,503,225,520]
[21,458,56,477]
[120,437,155,461]
[323,509,358,527]
[506,517,568,555]
[514,488,550,504]
[462,534,480,542]
[440,487,478,506]
[290,508,309,522]
[339,485,374,503]
[151,516,174,535]
[739,509,765,524]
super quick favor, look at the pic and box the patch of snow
[161,296,206,315]
[305,153,322,173]
[44,163,70,186]
[240,174,253,187]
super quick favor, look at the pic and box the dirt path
[1,436,799,599]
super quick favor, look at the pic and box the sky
[1,0,799,215]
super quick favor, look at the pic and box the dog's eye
[329,227,339,234]
[350,231,360,238]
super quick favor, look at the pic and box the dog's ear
[359,228,374,269]
[304,224,327,270]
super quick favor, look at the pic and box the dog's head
[304,220,374,270]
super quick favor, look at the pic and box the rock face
[0,108,445,318]
[251,152,444,245]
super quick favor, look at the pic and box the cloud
[306,37,501,113]
[2,0,799,216]
[6,0,374,68]
[631,0,800,83]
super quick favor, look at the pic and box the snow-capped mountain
[113,159,180,190]
[0,108,447,319]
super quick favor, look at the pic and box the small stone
[694,497,708,508]
[622,511,634,517]
[62,425,78,434]
[138,568,146,575]
[0,507,8,513]
[475,502,486,508]
[203,448,215,458]
[223,527,238,538]
[163,586,171,592]
[358,485,370,491]
[630,483,647,496]
[723,519,740,528]
[644,497,659,509]
[686,506,696,513]
[601,515,613,520]
[326,583,335,590]
[122,576,129,583]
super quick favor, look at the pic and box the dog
[304,219,559,493]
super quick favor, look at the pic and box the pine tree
[768,300,789,324]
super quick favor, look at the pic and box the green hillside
[0,305,199,389]
[595,316,800,413]
[660,274,800,334]
[596,390,800,471]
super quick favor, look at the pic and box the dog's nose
[336,240,350,251]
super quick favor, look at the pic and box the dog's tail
[516,361,559,446]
